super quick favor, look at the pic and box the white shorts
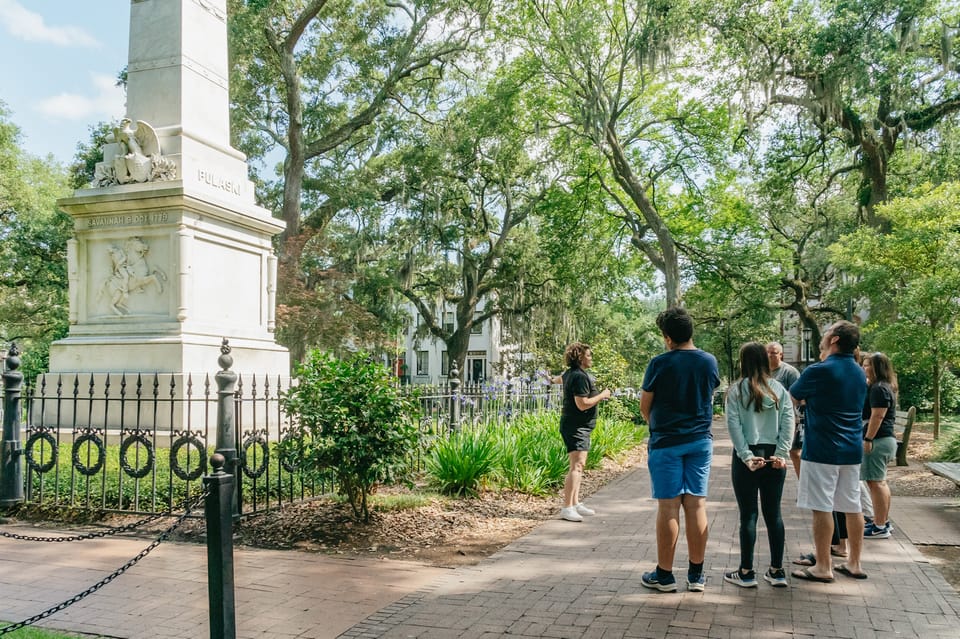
[796,460,862,513]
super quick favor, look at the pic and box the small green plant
[0,624,102,637]
[426,427,498,496]
[282,350,421,522]
[935,424,960,462]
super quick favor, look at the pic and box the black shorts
[560,425,593,453]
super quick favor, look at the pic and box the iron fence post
[0,343,24,507]
[448,361,461,431]
[214,339,239,520]
[205,452,236,639]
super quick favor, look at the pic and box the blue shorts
[648,437,713,499]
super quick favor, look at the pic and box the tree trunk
[933,358,941,440]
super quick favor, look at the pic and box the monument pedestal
[51,181,289,381]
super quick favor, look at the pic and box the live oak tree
[0,104,71,377]
[501,0,731,308]
[711,0,960,229]
[830,183,960,437]
[227,0,488,359]
[367,75,556,376]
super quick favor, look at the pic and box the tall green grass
[425,411,647,497]
[935,422,960,462]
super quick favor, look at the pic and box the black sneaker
[641,569,677,592]
[764,567,789,588]
[723,569,757,588]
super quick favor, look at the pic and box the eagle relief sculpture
[92,119,177,187]
[99,237,168,316]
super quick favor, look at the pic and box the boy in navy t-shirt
[639,307,720,592]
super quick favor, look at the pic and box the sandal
[791,567,833,583]
[792,553,816,566]
[830,547,848,558]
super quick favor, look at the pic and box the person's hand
[768,456,786,470]
[745,457,765,471]
[600,389,612,401]
[863,440,874,454]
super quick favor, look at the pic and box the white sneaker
[575,503,596,516]
[560,506,583,522]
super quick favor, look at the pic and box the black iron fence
[2,344,561,516]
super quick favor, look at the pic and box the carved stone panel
[89,236,171,318]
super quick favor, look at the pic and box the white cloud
[0,0,100,47]
[38,74,125,121]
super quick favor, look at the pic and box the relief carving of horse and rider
[99,237,167,315]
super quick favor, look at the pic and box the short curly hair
[563,342,591,368]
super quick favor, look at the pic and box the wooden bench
[894,406,916,467]
[926,461,960,487]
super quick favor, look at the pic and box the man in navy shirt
[639,307,720,592]
[789,320,868,582]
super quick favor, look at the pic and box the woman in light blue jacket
[723,342,795,588]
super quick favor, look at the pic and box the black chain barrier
[0,489,209,635]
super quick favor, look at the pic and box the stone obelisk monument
[51,0,289,380]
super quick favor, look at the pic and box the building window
[443,312,454,334]
[471,313,482,335]
[416,350,429,376]
[441,351,449,376]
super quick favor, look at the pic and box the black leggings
[730,445,787,571]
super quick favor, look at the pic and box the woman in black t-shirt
[542,342,611,522]
[861,352,898,538]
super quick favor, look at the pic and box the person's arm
[574,388,612,411]
[724,386,752,462]
[863,407,885,453]
[775,388,795,462]
[640,389,654,424]
[538,370,562,385]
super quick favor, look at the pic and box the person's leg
[867,480,891,526]
[647,444,684,576]
[731,455,760,571]
[844,511,865,573]
[796,460,837,579]
[811,509,835,578]
[656,496,682,571]
[860,481,874,521]
[836,465,864,574]
[832,511,848,555]
[789,447,802,479]
[562,450,587,507]
[682,495,708,565]
[758,464,787,569]
[680,438,712,568]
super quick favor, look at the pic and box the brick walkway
[340,429,960,638]
[0,427,957,638]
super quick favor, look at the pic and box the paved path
[0,428,957,638]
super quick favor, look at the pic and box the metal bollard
[0,343,24,507]
[448,360,461,431]
[214,338,239,520]
[205,452,236,639]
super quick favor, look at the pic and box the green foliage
[0,624,97,638]
[0,103,71,375]
[831,182,960,431]
[899,368,960,415]
[282,350,421,522]
[424,410,647,497]
[935,424,960,463]
[19,438,311,513]
[426,427,499,497]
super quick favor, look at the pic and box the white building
[399,304,512,385]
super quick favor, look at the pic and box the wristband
[864,437,873,442]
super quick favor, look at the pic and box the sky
[0,1,129,164]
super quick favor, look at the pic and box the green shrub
[426,427,498,496]
[282,350,421,522]
[935,424,960,463]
